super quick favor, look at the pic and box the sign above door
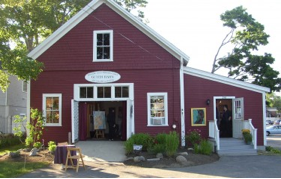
[85,71,121,83]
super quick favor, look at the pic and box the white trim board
[183,67,270,94]
[27,0,189,63]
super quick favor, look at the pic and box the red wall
[184,74,264,145]
[30,4,181,143]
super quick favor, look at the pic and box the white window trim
[42,93,62,127]
[93,30,113,62]
[147,92,168,127]
[74,83,134,101]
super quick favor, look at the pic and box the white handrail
[209,120,220,150]
[248,119,257,149]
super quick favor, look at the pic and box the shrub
[194,140,213,155]
[243,132,252,144]
[165,131,179,157]
[147,133,167,154]
[124,133,153,154]
[0,133,23,148]
[185,129,202,148]
[266,146,281,154]
[33,142,42,149]
[48,141,57,153]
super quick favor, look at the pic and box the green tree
[212,6,281,92]
[0,0,148,92]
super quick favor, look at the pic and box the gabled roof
[184,66,270,94]
[28,0,189,63]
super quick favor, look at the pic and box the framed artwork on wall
[191,108,206,126]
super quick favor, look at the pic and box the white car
[266,125,281,136]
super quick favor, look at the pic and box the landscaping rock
[23,148,31,152]
[156,153,163,159]
[147,158,160,162]
[187,148,194,151]
[133,156,145,162]
[176,155,188,165]
[9,152,20,158]
[29,148,39,156]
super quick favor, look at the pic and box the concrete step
[218,138,257,156]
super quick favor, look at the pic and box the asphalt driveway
[20,155,281,178]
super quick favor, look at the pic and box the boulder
[9,152,20,158]
[176,155,188,165]
[133,156,145,162]
[29,148,39,156]
[156,153,163,159]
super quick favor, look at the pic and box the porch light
[172,124,177,129]
[206,99,210,105]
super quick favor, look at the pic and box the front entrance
[214,96,244,139]
[78,101,126,141]
[71,83,134,143]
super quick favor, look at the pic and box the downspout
[262,92,267,147]
[180,57,185,147]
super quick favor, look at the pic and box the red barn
[27,0,269,154]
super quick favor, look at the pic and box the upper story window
[147,93,168,126]
[22,81,27,93]
[93,30,113,62]
[43,94,62,126]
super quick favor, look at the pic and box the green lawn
[0,143,26,156]
[0,161,49,178]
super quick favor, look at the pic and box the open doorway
[216,99,233,138]
[78,101,127,141]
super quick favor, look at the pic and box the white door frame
[213,96,235,138]
[72,83,135,141]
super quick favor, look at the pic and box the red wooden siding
[184,74,264,146]
[30,4,181,143]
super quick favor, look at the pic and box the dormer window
[93,30,113,62]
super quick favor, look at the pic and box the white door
[232,98,244,138]
[71,99,79,143]
[126,99,134,139]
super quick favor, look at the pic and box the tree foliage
[212,6,281,92]
[0,0,148,92]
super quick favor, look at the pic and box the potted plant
[242,129,252,145]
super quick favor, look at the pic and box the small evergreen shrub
[194,139,213,155]
[33,142,42,149]
[185,129,202,148]
[124,138,135,154]
[165,131,179,157]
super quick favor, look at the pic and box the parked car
[274,119,281,125]
[266,120,274,125]
[266,125,281,136]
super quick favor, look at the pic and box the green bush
[165,131,179,157]
[243,132,252,144]
[185,129,202,148]
[194,140,213,155]
[0,133,23,148]
[48,141,57,153]
[124,133,153,154]
[266,146,281,154]
[147,133,167,154]
[33,142,42,149]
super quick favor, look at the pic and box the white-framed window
[43,94,62,126]
[147,93,168,126]
[74,83,133,101]
[93,30,113,62]
[22,81,27,93]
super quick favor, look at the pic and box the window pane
[104,34,110,45]
[98,87,103,98]
[103,47,110,59]
[46,111,51,123]
[122,87,129,97]
[97,34,103,45]
[80,87,86,98]
[115,87,121,98]
[87,87,93,98]
[53,97,59,110]
[46,97,53,110]
[97,47,103,59]
[104,87,111,98]
[52,111,60,123]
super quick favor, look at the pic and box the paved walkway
[20,140,281,178]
